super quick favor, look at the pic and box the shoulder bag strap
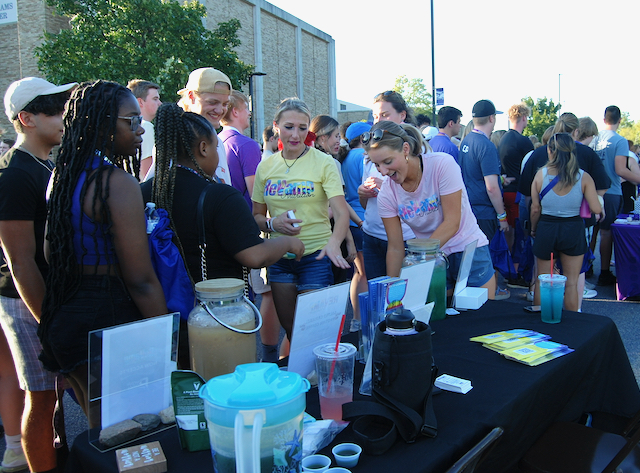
[539,174,560,201]
[197,185,210,281]
[196,184,250,296]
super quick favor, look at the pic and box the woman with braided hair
[140,103,305,365]
[39,81,167,422]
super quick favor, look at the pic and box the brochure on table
[453,240,488,310]
[288,282,351,378]
[88,313,179,451]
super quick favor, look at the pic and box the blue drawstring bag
[148,208,195,320]
[517,235,535,283]
[512,218,524,265]
[489,230,517,280]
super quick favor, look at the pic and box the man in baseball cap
[458,99,510,301]
[177,67,233,185]
[1,77,75,473]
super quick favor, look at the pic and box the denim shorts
[363,232,388,280]
[39,275,142,374]
[267,250,333,291]
[350,226,364,252]
[446,244,494,290]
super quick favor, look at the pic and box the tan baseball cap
[4,77,77,121]
[177,68,232,96]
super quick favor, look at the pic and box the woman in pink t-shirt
[364,121,498,299]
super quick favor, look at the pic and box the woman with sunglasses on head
[39,81,167,423]
[252,98,350,342]
[530,133,601,311]
[364,121,498,298]
[519,113,610,307]
[357,90,415,279]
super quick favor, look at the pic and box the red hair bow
[277,131,317,150]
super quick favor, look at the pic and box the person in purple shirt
[429,106,462,162]
[219,91,262,209]
[219,91,286,363]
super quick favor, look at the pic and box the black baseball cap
[472,99,502,118]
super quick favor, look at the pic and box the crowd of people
[0,67,639,473]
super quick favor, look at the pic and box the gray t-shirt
[593,130,629,196]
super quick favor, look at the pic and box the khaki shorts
[248,267,270,294]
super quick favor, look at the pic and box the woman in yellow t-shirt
[252,98,350,341]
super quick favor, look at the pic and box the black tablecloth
[66,301,640,473]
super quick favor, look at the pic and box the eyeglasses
[117,115,143,131]
[361,128,405,145]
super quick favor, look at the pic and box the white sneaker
[584,281,596,290]
[583,288,598,299]
[526,291,534,302]
[349,319,361,333]
[1,448,28,473]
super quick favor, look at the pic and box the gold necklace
[17,146,54,173]
[282,146,308,174]
[402,156,423,192]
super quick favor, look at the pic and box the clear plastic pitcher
[199,363,310,473]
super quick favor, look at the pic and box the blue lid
[199,363,310,409]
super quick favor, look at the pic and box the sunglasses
[361,128,405,145]
[117,115,143,131]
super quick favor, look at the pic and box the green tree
[619,114,640,146]
[35,0,254,100]
[521,96,561,140]
[393,75,433,117]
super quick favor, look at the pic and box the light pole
[558,73,561,106]
[248,72,266,140]
[431,0,436,124]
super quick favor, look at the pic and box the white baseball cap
[4,77,77,121]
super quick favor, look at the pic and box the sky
[267,0,640,131]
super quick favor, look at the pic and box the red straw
[550,253,554,280]
[327,314,346,391]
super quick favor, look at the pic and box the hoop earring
[405,154,409,162]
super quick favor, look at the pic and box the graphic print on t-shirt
[263,179,315,198]
[398,193,440,221]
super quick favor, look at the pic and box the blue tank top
[71,154,117,265]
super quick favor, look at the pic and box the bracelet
[357,221,363,229]
[265,217,274,233]
[497,212,507,221]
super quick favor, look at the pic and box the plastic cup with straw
[327,314,346,391]
[313,315,356,420]
[539,252,566,323]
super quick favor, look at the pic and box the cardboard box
[454,286,488,310]
[453,240,488,310]
[116,441,167,473]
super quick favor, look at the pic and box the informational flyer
[288,282,350,378]
[99,314,177,428]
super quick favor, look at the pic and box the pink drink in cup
[313,343,357,421]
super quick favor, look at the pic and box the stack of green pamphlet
[470,329,574,366]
